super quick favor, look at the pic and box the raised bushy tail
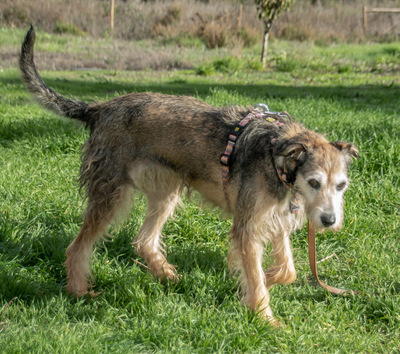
[19,25,90,123]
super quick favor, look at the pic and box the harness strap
[220,109,265,208]
[220,108,290,210]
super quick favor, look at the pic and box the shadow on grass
[0,263,65,302]
[0,211,74,301]
[0,209,230,302]
[1,73,399,112]
[0,115,85,148]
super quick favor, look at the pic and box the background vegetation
[1,0,400,71]
[2,0,400,43]
[0,0,399,352]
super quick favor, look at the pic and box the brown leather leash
[308,219,359,296]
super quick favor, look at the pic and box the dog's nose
[321,213,336,227]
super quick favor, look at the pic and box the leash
[308,219,359,295]
[220,103,359,297]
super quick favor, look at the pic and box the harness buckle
[254,103,270,113]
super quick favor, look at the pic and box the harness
[220,103,294,210]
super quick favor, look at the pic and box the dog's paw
[255,304,283,328]
[66,281,102,298]
[268,317,283,328]
[162,264,182,283]
[150,262,181,283]
[169,272,183,283]
[259,312,283,328]
[66,282,87,297]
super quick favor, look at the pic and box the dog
[19,26,359,325]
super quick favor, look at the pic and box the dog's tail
[19,25,90,124]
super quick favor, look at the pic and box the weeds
[196,56,263,75]
[54,21,87,37]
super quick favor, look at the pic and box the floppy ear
[274,142,309,185]
[278,143,308,162]
[330,141,359,159]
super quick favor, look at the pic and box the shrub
[158,3,182,26]
[196,56,264,76]
[196,63,216,76]
[337,63,354,73]
[213,57,242,72]
[273,52,300,72]
[2,5,28,26]
[237,28,259,48]
[54,21,87,36]
[152,2,184,38]
[199,22,227,49]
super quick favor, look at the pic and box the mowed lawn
[0,35,399,351]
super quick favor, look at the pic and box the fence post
[238,4,242,30]
[110,0,115,33]
[362,6,400,35]
[363,5,367,34]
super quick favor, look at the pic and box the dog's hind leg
[131,164,182,281]
[265,230,297,290]
[66,182,133,297]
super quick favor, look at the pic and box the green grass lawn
[0,30,399,352]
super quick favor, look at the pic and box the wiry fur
[19,26,359,325]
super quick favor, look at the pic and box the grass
[0,28,399,352]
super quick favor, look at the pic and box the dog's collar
[220,104,292,210]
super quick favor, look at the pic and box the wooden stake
[238,4,242,30]
[363,5,367,34]
[110,0,115,33]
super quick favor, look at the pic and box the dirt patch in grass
[0,37,193,71]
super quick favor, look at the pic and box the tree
[255,0,294,67]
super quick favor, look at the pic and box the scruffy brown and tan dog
[19,26,358,325]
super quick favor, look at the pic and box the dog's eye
[308,179,320,189]
[336,182,347,191]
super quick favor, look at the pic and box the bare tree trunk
[261,27,270,68]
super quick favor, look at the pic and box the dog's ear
[278,143,308,162]
[274,142,309,185]
[330,141,359,160]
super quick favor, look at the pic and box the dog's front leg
[228,225,278,325]
[265,229,297,290]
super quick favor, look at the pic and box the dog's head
[274,130,359,231]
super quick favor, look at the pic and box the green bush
[2,5,28,26]
[337,63,354,73]
[273,51,300,72]
[237,28,259,48]
[196,56,264,76]
[54,21,87,36]
[196,63,216,76]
